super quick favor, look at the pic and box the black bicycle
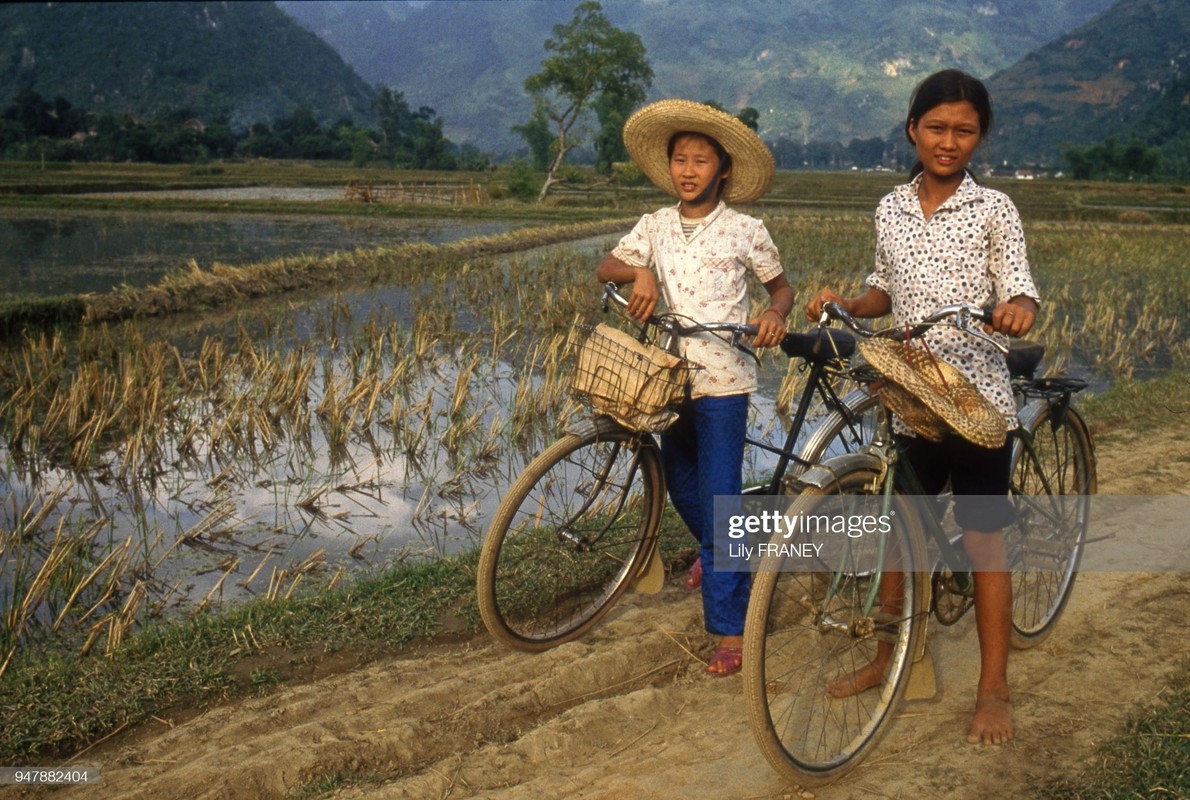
[476,284,883,651]
[743,301,1097,785]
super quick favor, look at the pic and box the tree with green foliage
[512,106,555,171]
[520,1,652,201]
[1065,137,1161,181]
[0,84,473,168]
[370,86,456,169]
[737,107,760,132]
[503,159,542,201]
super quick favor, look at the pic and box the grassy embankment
[0,163,1186,793]
[0,372,1185,786]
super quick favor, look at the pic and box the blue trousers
[661,393,750,636]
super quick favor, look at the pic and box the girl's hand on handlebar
[987,299,1037,338]
[804,289,847,323]
[749,308,787,348]
[626,267,660,322]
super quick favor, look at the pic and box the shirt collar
[896,172,980,218]
[674,199,727,227]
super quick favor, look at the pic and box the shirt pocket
[697,256,743,301]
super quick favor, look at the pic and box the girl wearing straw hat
[596,100,794,677]
[804,70,1040,745]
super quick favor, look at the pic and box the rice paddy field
[0,162,1186,681]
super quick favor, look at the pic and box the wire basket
[570,323,698,432]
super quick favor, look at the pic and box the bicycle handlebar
[603,282,759,339]
[821,301,1006,354]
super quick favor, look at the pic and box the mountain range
[277,0,1123,156]
[1,0,1185,169]
[985,0,1188,165]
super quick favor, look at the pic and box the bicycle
[742,301,1097,785]
[476,283,883,652]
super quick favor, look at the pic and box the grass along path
[0,371,1186,797]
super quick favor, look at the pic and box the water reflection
[0,209,537,297]
[0,237,815,654]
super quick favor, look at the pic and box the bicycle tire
[796,388,882,476]
[476,422,665,652]
[744,466,929,786]
[1007,401,1096,649]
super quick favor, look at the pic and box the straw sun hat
[622,99,775,204]
[858,338,1008,449]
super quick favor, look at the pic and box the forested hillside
[1,0,1183,174]
[0,2,374,129]
[985,0,1189,172]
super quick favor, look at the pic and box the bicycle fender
[564,414,660,448]
[1015,399,1047,437]
[795,453,884,490]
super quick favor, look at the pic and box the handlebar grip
[744,324,760,337]
[604,282,629,308]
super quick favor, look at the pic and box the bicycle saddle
[780,328,856,363]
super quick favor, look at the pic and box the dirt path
[42,416,1190,800]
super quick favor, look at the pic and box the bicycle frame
[599,282,870,498]
[744,355,858,495]
[803,387,1086,624]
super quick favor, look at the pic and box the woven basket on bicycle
[570,323,699,433]
[857,337,1007,448]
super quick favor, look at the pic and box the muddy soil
[34,413,1190,800]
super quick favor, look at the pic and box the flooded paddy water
[0,192,1185,665]
[0,206,541,297]
[0,197,618,657]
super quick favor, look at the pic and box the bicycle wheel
[797,388,882,472]
[1007,402,1096,649]
[477,423,665,652]
[744,467,928,786]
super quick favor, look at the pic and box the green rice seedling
[443,409,485,460]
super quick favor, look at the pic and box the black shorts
[897,433,1015,532]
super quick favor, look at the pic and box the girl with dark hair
[804,69,1040,745]
[597,100,794,677]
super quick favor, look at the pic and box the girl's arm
[596,253,659,322]
[803,286,892,322]
[750,274,794,347]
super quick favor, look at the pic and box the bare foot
[967,692,1014,745]
[826,660,885,698]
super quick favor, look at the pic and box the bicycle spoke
[478,430,663,650]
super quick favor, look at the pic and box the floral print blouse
[867,173,1040,426]
[612,201,784,398]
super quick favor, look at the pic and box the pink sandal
[686,556,703,591]
[706,644,743,677]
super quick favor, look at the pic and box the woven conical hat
[858,338,1007,448]
[873,381,948,442]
